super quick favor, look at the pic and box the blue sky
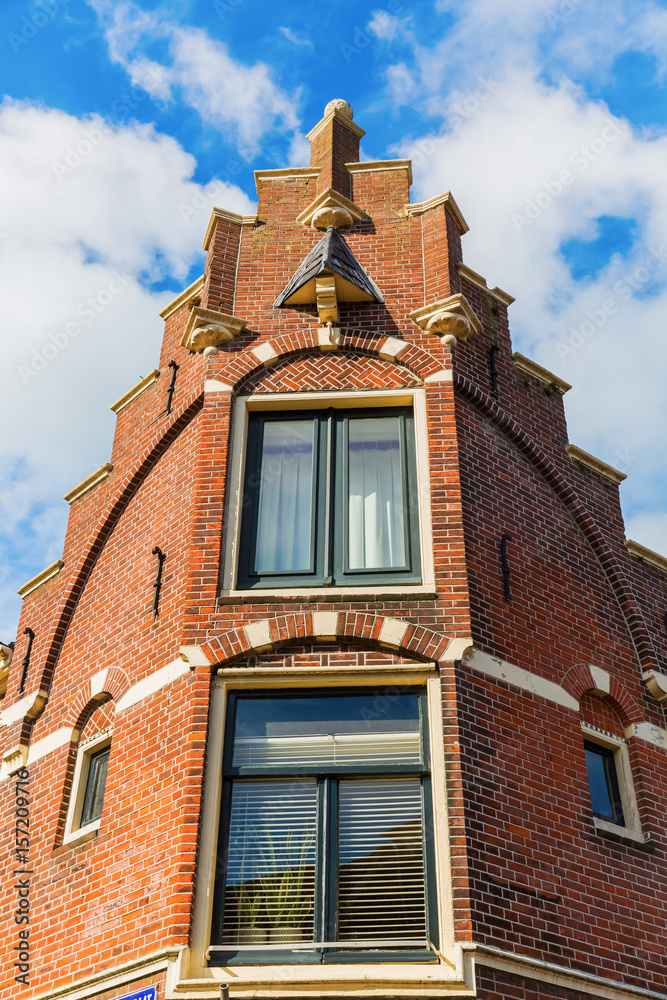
[1,0,667,640]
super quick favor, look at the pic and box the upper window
[584,739,624,825]
[237,408,421,588]
[80,744,111,827]
[62,731,112,845]
[209,689,438,965]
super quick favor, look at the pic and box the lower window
[209,689,437,964]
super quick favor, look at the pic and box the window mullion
[321,412,334,585]
[325,777,339,947]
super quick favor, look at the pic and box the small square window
[209,689,438,965]
[237,409,421,588]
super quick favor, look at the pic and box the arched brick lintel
[454,372,660,676]
[200,613,468,668]
[561,663,643,727]
[208,327,449,393]
[64,665,128,730]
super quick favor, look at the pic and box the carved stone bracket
[643,670,667,703]
[297,187,368,231]
[316,275,338,325]
[182,306,247,357]
[410,294,482,346]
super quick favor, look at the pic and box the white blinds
[348,416,406,570]
[338,779,427,943]
[233,730,421,768]
[222,781,317,946]
[255,420,314,573]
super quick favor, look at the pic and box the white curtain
[348,417,405,569]
[255,420,314,573]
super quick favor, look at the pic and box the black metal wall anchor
[164,360,180,415]
[499,533,513,601]
[18,627,35,694]
[489,345,500,397]
[151,547,166,616]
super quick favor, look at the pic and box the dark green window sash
[236,408,422,589]
[210,689,437,966]
[80,744,110,828]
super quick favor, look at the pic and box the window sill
[55,823,100,854]
[219,585,437,603]
[593,817,650,846]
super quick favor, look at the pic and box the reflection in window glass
[255,420,314,573]
[348,417,405,570]
[584,741,624,824]
[80,745,110,827]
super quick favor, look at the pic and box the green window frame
[209,688,439,966]
[584,739,625,825]
[237,408,421,588]
[79,744,110,828]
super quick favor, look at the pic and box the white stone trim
[377,335,406,360]
[424,369,453,383]
[512,352,571,394]
[28,726,74,767]
[62,728,112,845]
[115,657,190,713]
[405,190,468,234]
[244,619,272,651]
[346,158,412,185]
[251,341,278,366]
[457,262,515,306]
[466,943,667,1000]
[159,273,205,319]
[18,558,65,596]
[312,611,339,639]
[221,387,436,597]
[443,637,474,660]
[378,617,410,648]
[110,370,160,415]
[464,648,579,711]
[204,378,234,393]
[625,539,667,575]
[254,167,319,195]
[0,689,48,728]
[202,208,258,250]
[179,645,212,668]
[589,665,611,694]
[582,723,645,841]
[625,721,667,749]
[566,444,627,484]
[643,670,667,703]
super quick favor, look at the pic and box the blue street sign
[116,989,156,1000]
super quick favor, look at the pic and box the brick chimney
[308,98,365,200]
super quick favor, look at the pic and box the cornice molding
[565,444,627,485]
[512,352,571,394]
[63,463,114,504]
[159,274,205,319]
[346,158,413,187]
[625,539,667,574]
[307,107,366,142]
[18,559,65,597]
[405,190,469,234]
[110,370,161,415]
[202,207,259,251]
[254,167,319,195]
[458,262,515,305]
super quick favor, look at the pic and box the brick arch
[201,612,463,667]
[64,665,130,730]
[561,663,643,726]
[240,350,423,396]
[454,372,660,676]
[212,327,448,392]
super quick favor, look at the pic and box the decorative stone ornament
[182,305,247,356]
[324,98,354,119]
[296,187,367,230]
[410,293,482,345]
[315,276,338,325]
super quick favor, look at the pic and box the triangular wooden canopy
[274,227,381,308]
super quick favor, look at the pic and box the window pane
[222,781,317,946]
[80,745,110,827]
[348,417,406,570]
[337,779,427,944]
[585,745,616,819]
[255,420,315,573]
[232,693,421,768]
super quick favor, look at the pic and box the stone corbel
[410,293,482,346]
[297,188,367,231]
[3,744,29,777]
[316,275,338,325]
[643,670,667,703]
[182,306,247,357]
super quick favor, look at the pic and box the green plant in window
[253,825,314,935]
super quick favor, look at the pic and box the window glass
[338,778,426,944]
[255,420,315,573]
[80,745,110,827]
[347,416,406,570]
[232,693,421,768]
[584,741,624,824]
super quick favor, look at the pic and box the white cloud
[279,26,312,46]
[87,0,300,156]
[368,11,405,41]
[385,63,418,107]
[0,98,255,639]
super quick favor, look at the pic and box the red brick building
[2,98,666,1000]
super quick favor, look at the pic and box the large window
[237,409,421,588]
[209,689,438,965]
